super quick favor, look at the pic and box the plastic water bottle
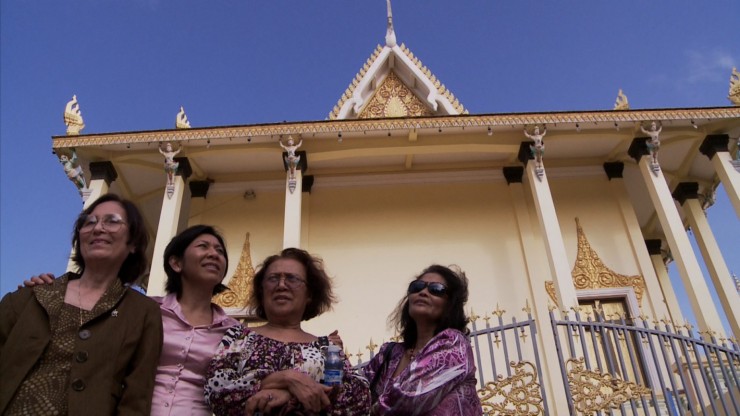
[323,345,344,386]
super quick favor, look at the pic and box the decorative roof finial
[729,67,740,106]
[176,106,191,129]
[385,0,397,47]
[614,89,630,110]
[64,95,85,135]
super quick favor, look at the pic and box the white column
[604,163,670,320]
[147,158,192,296]
[522,162,579,311]
[283,170,303,248]
[282,151,306,249]
[645,239,685,324]
[504,167,570,415]
[675,182,740,337]
[700,134,740,218]
[630,138,725,335]
[67,161,117,271]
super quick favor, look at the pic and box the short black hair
[71,193,149,284]
[390,264,471,349]
[249,247,335,321]
[163,225,229,296]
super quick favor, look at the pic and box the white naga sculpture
[59,149,87,194]
[524,126,546,180]
[729,67,740,106]
[641,121,662,173]
[64,95,85,135]
[159,142,182,197]
[279,136,303,194]
[176,106,191,129]
[614,89,630,110]
[280,136,303,175]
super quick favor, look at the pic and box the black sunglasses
[408,280,448,297]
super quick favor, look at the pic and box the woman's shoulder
[434,328,470,344]
[379,340,399,350]
[123,286,161,309]
[210,302,240,327]
[224,323,248,336]
[377,341,402,357]
[219,324,250,346]
[0,285,35,307]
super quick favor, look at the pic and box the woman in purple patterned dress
[204,248,370,416]
[363,265,482,416]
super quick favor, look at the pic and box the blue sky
[1,1,739,330]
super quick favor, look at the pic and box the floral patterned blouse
[363,328,482,416]
[205,325,370,416]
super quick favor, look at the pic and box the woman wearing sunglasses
[363,265,482,415]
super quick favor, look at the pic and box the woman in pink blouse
[363,265,482,415]
[150,224,239,415]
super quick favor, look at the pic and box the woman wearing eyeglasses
[22,224,239,415]
[363,265,482,416]
[204,248,370,416]
[0,194,163,415]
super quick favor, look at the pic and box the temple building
[54,4,740,415]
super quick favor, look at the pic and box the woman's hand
[245,388,291,416]
[284,371,333,413]
[18,273,55,289]
[328,329,343,350]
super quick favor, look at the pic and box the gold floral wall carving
[566,358,651,413]
[477,361,544,415]
[546,218,646,307]
[212,232,254,309]
[358,71,433,119]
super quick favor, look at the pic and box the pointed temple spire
[328,0,466,119]
[385,0,396,47]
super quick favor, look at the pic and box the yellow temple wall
[186,171,668,355]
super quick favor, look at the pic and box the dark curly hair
[71,193,149,284]
[249,247,335,321]
[390,264,471,349]
[163,225,229,297]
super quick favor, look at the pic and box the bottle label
[323,369,343,386]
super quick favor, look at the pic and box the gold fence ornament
[566,357,651,414]
[477,361,544,415]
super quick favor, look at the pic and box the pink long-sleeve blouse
[150,293,239,416]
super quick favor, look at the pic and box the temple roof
[328,1,466,120]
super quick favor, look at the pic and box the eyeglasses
[79,214,127,233]
[263,273,306,289]
[408,280,448,297]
